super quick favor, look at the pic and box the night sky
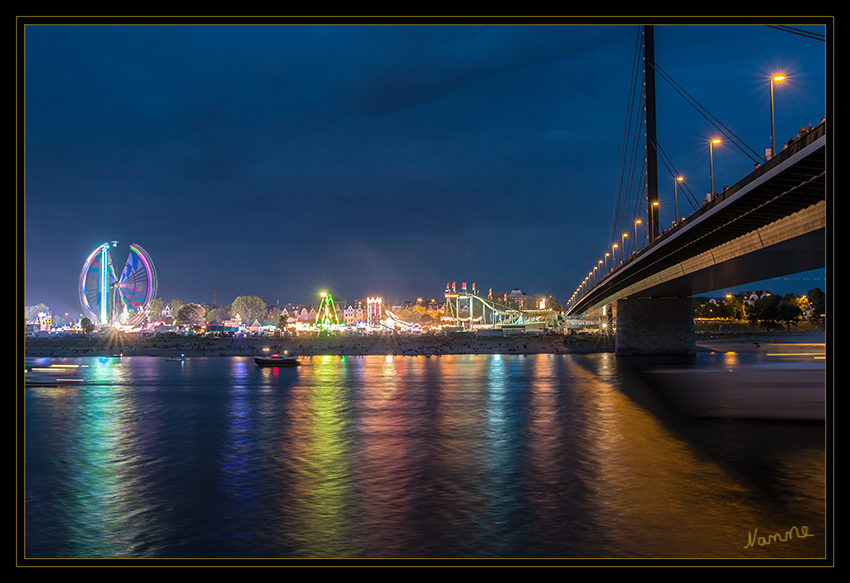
[21,19,829,318]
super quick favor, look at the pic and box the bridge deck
[569,122,826,316]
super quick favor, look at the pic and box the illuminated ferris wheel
[79,241,157,327]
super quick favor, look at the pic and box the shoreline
[23,330,825,359]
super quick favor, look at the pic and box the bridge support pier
[615,297,695,356]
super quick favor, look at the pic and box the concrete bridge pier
[615,297,696,356]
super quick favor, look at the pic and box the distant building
[740,291,771,306]
[506,288,528,308]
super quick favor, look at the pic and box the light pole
[709,139,721,196]
[674,176,683,223]
[770,74,786,159]
[634,219,642,250]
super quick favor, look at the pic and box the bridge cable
[765,25,826,42]
[650,137,701,213]
[652,62,764,164]
[610,27,645,252]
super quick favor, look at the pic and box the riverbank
[694,329,826,353]
[23,329,825,358]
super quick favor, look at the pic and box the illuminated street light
[674,176,683,224]
[709,139,721,196]
[769,74,786,159]
[634,219,642,250]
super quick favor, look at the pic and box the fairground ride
[383,310,422,332]
[79,241,157,327]
[444,283,559,330]
[315,291,344,331]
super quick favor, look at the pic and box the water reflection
[279,355,360,557]
[25,353,826,561]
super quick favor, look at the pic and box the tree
[207,305,232,323]
[175,303,206,328]
[720,296,745,320]
[746,294,782,330]
[231,295,267,325]
[170,299,185,323]
[80,317,95,335]
[747,293,804,331]
[777,294,804,331]
[148,298,165,323]
[807,287,825,325]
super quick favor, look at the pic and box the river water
[23,351,828,563]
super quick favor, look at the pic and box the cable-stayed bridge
[564,26,827,355]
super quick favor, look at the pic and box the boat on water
[165,354,186,361]
[254,351,300,367]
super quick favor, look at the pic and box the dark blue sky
[22,19,829,317]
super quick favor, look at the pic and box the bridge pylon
[615,297,696,356]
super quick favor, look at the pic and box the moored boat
[254,351,300,367]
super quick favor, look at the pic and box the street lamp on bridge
[674,176,684,224]
[769,74,786,160]
[634,219,642,251]
[709,138,722,196]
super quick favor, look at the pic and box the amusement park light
[79,241,157,328]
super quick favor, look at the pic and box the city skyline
[22,18,829,318]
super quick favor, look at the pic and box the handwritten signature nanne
[745,526,814,548]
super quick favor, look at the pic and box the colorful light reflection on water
[24,353,827,562]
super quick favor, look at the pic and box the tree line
[27,288,826,334]
[694,288,825,331]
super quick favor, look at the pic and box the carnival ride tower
[315,292,342,330]
[367,297,383,329]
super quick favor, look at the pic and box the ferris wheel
[79,241,157,327]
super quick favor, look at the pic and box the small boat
[165,354,186,361]
[254,352,300,367]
